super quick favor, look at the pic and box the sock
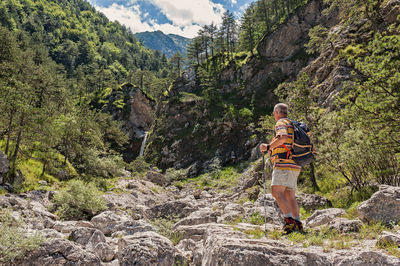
[294,216,301,222]
[283,213,293,219]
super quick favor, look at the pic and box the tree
[170,52,184,79]
[239,3,257,54]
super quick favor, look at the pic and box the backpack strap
[282,144,291,160]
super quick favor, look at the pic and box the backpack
[290,119,314,167]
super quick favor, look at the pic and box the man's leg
[271,185,291,215]
[284,188,299,219]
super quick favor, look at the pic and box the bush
[0,208,44,263]
[150,216,182,245]
[127,156,151,175]
[51,179,107,220]
[165,168,188,183]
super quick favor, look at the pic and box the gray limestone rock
[358,185,400,224]
[91,211,130,236]
[174,208,218,227]
[117,231,185,266]
[305,208,345,228]
[70,227,106,248]
[17,238,101,265]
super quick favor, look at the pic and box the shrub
[165,168,188,183]
[51,179,107,220]
[127,156,151,175]
[0,208,44,263]
[150,216,182,245]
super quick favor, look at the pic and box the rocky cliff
[145,0,339,174]
[97,83,156,160]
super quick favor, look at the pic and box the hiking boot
[282,217,296,234]
[294,219,304,233]
[283,218,304,234]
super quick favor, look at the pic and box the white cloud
[94,4,153,33]
[92,0,226,38]
[151,0,224,26]
[231,0,237,5]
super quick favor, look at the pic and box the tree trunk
[5,109,15,157]
[11,115,24,179]
[310,162,319,191]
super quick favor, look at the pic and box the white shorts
[271,168,300,190]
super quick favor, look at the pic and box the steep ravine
[144,0,339,175]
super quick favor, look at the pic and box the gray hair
[274,103,288,116]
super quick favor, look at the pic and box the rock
[94,242,115,262]
[146,200,197,219]
[38,180,47,186]
[145,171,167,186]
[38,228,65,239]
[305,208,345,228]
[377,231,400,247]
[327,218,362,233]
[70,227,106,248]
[174,209,218,227]
[193,189,201,199]
[113,220,155,235]
[202,223,330,266]
[357,185,400,224]
[118,231,185,266]
[52,221,80,234]
[335,251,400,265]
[297,193,332,210]
[91,211,130,236]
[17,238,101,265]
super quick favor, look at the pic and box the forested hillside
[0,0,178,190]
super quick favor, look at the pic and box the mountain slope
[135,30,191,58]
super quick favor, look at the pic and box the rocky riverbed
[0,163,399,265]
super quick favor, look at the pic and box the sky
[88,0,256,38]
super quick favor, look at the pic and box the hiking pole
[262,152,267,235]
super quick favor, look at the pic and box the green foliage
[244,227,265,239]
[305,25,337,54]
[0,208,45,263]
[376,239,400,258]
[150,216,182,245]
[360,221,387,239]
[165,168,189,183]
[244,211,265,225]
[127,156,151,176]
[51,179,107,220]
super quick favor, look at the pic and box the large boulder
[201,224,330,266]
[117,231,185,266]
[296,193,332,211]
[90,211,130,235]
[357,185,400,224]
[327,218,362,233]
[145,200,197,219]
[174,208,218,227]
[17,238,101,265]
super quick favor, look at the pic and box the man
[260,103,303,234]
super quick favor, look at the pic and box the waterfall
[139,131,148,156]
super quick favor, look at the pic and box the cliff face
[145,0,339,175]
[99,83,155,160]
